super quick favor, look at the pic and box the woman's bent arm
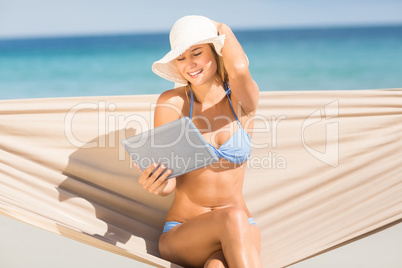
[215,22,259,114]
[136,90,184,196]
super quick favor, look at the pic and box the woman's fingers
[138,163,157,184]
[147,169,172,194]
[143,164,168,189]
[147,177,170,195]
[139,163,172,194]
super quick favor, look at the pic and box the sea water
[0,25,401,100]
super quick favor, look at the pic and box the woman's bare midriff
[164,160,251,222]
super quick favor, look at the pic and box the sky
[1,0,402,39]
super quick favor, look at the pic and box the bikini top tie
[189,83,251,164]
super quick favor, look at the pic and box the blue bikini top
[189,83,251,164]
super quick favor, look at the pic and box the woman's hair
[209,43,228,83]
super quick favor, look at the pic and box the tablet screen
[121,117,219,179]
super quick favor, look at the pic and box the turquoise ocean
[0,25,401,100]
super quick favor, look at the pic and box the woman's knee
[204,258,227,268]
[216,207,249,235]
[204,251,227,268]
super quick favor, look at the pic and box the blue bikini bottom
[163,217,256,233]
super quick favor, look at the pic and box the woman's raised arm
[214,22,259,115]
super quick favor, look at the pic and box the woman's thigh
[159,210,223,267]
[159,207,260,267]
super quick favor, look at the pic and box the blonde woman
[137,15,262,267]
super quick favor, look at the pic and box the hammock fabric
[1,90,401,267]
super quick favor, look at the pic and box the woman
[137,15,262,267]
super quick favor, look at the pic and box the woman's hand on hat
[210,19,223,34]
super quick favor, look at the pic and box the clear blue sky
[1,0,402,39]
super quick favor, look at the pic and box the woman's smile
[188,69,203,77]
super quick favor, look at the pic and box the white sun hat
[152,15,226,87]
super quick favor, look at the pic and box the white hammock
[1,89,401,267]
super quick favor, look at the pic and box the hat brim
[152,35,225,85]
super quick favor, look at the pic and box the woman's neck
[190,78,225,107]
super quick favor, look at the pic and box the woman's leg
[159,207,262,268]
[204,251,227,268]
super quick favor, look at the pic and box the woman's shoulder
[154,86,190,126]
[157,86,188,107]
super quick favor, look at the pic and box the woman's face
[175,44,218,87]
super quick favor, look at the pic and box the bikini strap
[224,83,241,124]
[189,88,194,119]
[190,84,240,124]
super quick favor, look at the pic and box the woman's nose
[186,58,196,68]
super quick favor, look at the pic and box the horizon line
[1,22,401,42]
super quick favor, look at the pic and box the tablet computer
[121,117,219,179]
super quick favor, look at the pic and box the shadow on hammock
[56,128,174,258]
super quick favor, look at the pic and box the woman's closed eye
[176,49,202,62]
